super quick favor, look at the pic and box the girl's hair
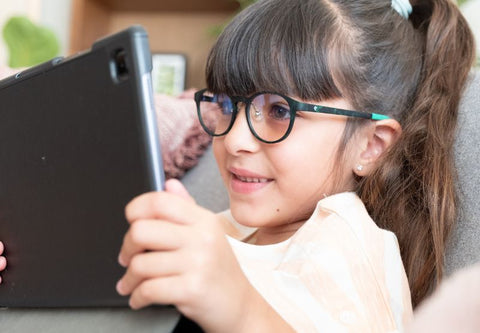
[205,0,476,307]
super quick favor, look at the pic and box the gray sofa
[445,71,480,274]
[2,71,479,332]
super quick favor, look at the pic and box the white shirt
[224,192,413,332]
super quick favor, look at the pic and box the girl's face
[213,96,359,242]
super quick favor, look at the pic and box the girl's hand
[116,179,261,332]
[0,241,7,284]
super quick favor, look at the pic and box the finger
[118,219,187,266]
[0,241,6,274]
[0,256,6,271]
[128,276,184,310]
[117,251,183,296]
[125,191,206,226]
[165,179,195,203]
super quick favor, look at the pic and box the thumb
[165,179,195,203]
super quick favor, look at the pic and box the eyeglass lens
[198,91,293,142]
[198,91,233,135]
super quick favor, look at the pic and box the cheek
[273,145,335,189]
[212,138,222,161]
[272,122,350,193]
[212,139,226,176]
[285,121,344,163]
[212,138,235,190]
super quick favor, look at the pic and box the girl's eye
[268,104,291,120]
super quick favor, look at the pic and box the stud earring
[356,165,363,172]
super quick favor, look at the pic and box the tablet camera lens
[112,49,129,82]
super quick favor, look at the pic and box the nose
[222,104,260,155]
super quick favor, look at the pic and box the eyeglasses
[194,89,390,144]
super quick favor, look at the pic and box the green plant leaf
[458,0,467,6]
[209,0,258,37]
[2,16,60,68]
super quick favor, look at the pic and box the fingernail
[118,254,126,267]
[116,280,124,294]
[129,299,139,310]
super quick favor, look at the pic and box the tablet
[0,26,165,307]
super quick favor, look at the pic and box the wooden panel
[95,0,239,12]
[109,12,231,89]
[69,0,239,89]
[69,0,111,53]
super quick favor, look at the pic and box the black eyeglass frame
[194,88,390,144]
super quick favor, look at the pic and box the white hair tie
[391,0,412,19]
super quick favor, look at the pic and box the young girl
[1,0,476,331]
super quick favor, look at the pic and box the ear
[353,119,402,176]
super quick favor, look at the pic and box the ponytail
[358,0,476,307]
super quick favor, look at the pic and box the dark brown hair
[205,0,476,307]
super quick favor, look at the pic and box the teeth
[237,175,269,183]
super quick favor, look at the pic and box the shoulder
[292,192,405,286]
[293,192,399,254]
[279,192,412,330]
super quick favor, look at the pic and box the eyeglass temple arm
[297,102,390,121]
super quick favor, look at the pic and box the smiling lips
[230,169,273,194]
[235,175,270,183]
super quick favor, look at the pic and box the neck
[248,220,306,245]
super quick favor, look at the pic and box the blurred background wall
[0,0,478,89]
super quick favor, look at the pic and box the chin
[230,204,266,228]
[230,202,285,229]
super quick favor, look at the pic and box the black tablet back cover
[0,26,165,307]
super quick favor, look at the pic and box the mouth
[233,174,271,183]
[229,168,273,194]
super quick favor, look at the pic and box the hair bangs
[206,0,342,101]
